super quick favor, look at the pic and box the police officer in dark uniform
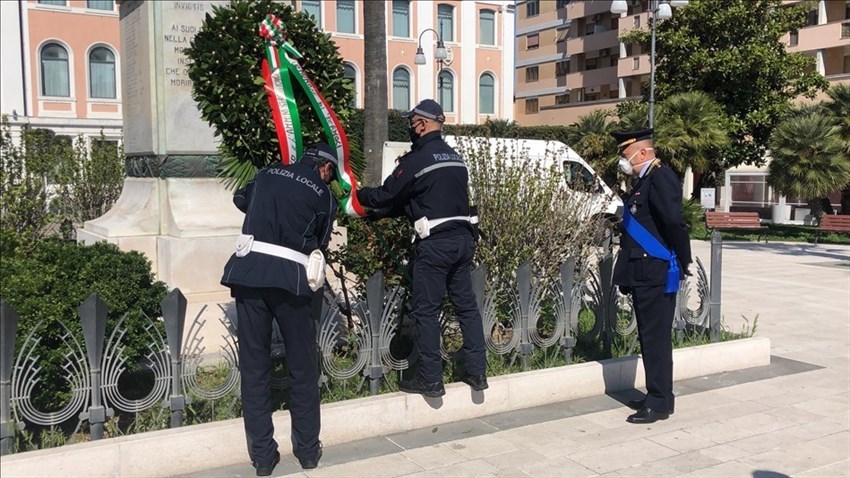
[357,99,487,398]
[221,143,339,475]
[611,128,692,424]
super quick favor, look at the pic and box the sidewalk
[202,240,850,477]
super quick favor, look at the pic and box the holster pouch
[235,234,254,257]
[414,216,431,240]
[306,249,326,292]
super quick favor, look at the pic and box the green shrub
[0,239,168,411]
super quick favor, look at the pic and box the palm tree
[363,1,388,186]
[564,109,618,186]
[768,111,850,217]
[822,83,850,214]
[654,91,731,175]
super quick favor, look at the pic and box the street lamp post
[414,28,452,101]
[611,0,687,128]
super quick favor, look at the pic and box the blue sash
[622,209,679,293]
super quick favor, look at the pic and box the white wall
[1,0,25,119]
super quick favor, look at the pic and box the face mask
[408,119,424,143]
[618,149,641,175]
[618,157,634,175]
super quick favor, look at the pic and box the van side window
[563,161,595,192]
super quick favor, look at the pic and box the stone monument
[78,0,239,296]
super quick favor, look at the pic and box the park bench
[815,214,850,244]
[705,211,768,242]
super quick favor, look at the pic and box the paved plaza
[196,240,850,478]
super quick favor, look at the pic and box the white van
[381,136,623,229]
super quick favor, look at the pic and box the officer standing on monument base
[357,99,488,398]
[610,128,692,424]
[221,143,339,475]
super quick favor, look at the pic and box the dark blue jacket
[356,131,472,239]
[613,163,692,287]
[221,161,337,296]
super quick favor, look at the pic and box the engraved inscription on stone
[121,2,153,154]
[161,1,226,154]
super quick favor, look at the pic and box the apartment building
[514,0,850,127]
[294,0,516,124]
[1,0,122,145]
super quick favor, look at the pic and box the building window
[526,66,539,82]
[343,62,357,107]
[87,0,113,10]
[585,57,598,71]
[555,94,569,105]
[556,60,569,76]
[392,1,410,38]
[337,0,355,33]
[806,9,818,26]
[301,0,321,26]
[842,22,850,39]
[634,15,641,27]
[633,57,640,69]
[392,67,410,111]
[479,73,495,114]
[790,31,799,46]
[526,33,539,50]
[846,0,850,19]
[438,70,454,113]
[38,0,66,5]
[557,0,572,8]
[437,4,454,42]
[525,98,539,114]
[479,9,496,45]
[527,0,539,18]
[41,43,70,97]
[89,47,116,99]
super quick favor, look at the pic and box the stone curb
[1,337,770,477]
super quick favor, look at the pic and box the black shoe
[627,407,670,424]
[627,398,645,410]
[399,377,445,397]
[253,451,280,477]
[461,374,489,391]
[298,445,322,470]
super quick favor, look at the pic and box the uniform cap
[611,128,654,150]
[301,142,339,168]
[401,99,446,123]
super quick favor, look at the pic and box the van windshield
[563,161,596,192]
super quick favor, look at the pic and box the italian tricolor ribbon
[259,14,366,217]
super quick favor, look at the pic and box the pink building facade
[1,0,122,144]
[0,0,515,147]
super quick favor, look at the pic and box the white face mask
[618,148,654,176]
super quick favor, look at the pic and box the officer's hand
[366,207,391,220]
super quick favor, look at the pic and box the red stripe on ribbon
[261,58,290,164]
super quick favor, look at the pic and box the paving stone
[646,429,719,453]
[568,438,679,474]
[443,434,518,460]
[399,444,467,470]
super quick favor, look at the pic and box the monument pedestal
[78,177,243,294]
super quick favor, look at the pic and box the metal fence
[0,233,723,455]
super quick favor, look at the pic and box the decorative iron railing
[0,233,724,455]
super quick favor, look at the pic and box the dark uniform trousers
[233,286,321,466]
[412,233,487,383]
[632,285,676,412]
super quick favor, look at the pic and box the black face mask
[408,119,423,143]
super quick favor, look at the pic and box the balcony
[567,0,622,19]
[787,22,850,52]
[565,65,619,90]
[569,28,620,54]
[618,54,650,77]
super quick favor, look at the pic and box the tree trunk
[363,1,388,187]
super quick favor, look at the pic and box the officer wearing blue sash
[221,143,339,475]
[611,128,692,424]
[356,99,487,398]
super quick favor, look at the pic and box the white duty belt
[414,215,478,240]
[235,234,325,291]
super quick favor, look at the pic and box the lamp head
[414,47,426,65]
[435,40,448,60]
[657,2,673,19]
[610,0,628,14]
